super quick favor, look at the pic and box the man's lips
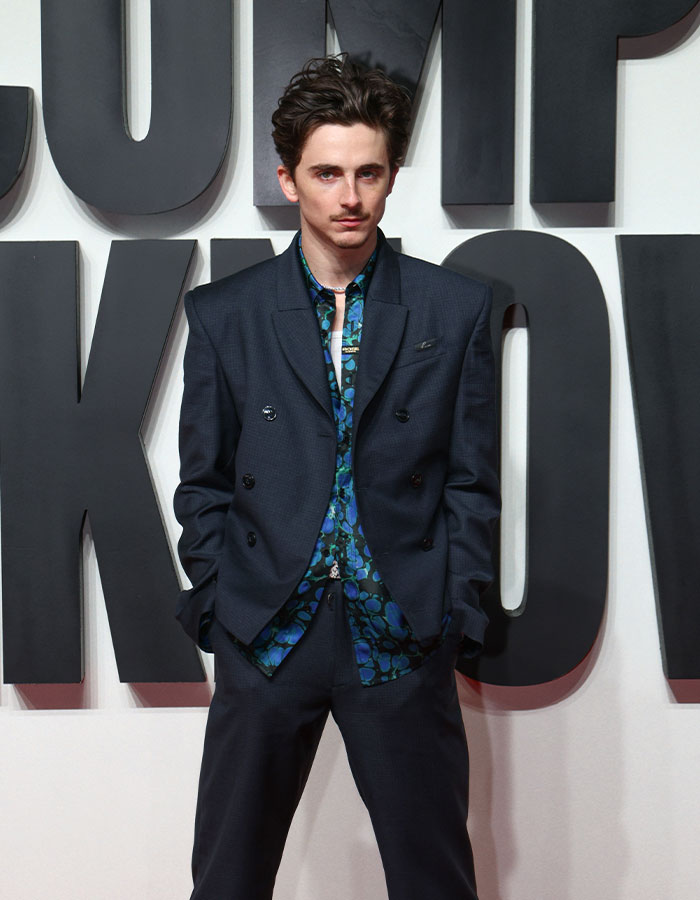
[333,217,367,227]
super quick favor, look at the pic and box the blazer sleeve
[443,283,501,656]
[173,289,240,651]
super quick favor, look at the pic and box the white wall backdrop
[1,2,700,898]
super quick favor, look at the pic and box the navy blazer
[174,230,500,657]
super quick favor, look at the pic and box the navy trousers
[189,578,478,900]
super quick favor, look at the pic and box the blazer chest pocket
[392,336,448,369]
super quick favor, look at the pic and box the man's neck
[300,229,378,288]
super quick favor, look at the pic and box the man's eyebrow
[307,162,387,172]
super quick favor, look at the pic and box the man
[174,55,500,900]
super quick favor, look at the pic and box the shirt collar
[297,232,377,305]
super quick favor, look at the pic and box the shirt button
[262,405,276,421]
[410,472,423,488]
[395,408,410,423]
[421,536,434,551]
[247,531,257,547]
[242,473,255,488]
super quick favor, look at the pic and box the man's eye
[319,171,334,180]
[359,171,376,179]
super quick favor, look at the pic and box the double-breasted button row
[242,473,255,489]
[395,408,410,423]
[410,471,423,488]
[247,531,256,546]
[262,405,276,421]
[422,537,434,551]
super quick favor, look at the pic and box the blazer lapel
[271,234,335,423]
[271,231,407,434]
[352,235,407,446]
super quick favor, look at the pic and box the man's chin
[331,229,373,250]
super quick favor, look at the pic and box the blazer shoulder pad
[187,254,280,309]
[396,250,490,300]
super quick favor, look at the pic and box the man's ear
[387,165,399,197]
[277,165,298,203]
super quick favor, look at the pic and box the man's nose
[340,177,360,207]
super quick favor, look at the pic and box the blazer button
[395,408,410,423]
[262,405,277,421]
[247,531,257,547]
[242,473,255,489]
[421,536,434,551]
[410,472,423,488]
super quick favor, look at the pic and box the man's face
[277,121,397,255]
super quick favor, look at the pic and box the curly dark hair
[271,54,413,176]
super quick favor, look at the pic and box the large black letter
[0,86,32,202]
[444,231,610,686]
[0,240,204,683]
[41,0,232,214]
[618,235,700,682]
[532,0,699,202]
[253,0,515,206]
[211,238,276,282]
[442,0,515,206]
